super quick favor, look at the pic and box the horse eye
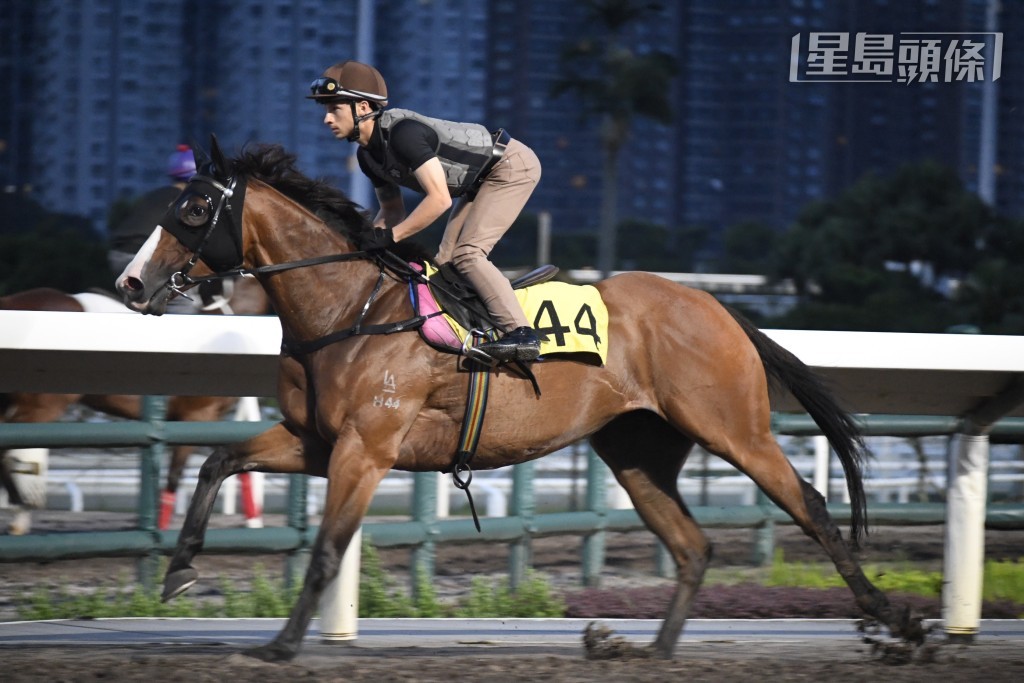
[177,196,210,228]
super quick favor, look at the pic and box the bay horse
[116,140,921,662]
[0,282,269,533]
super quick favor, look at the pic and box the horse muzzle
[117,276,170,315]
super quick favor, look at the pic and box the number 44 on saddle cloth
[412,262,609,366]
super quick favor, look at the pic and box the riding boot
[475,326,541,362]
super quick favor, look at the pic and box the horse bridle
[165,173,241,298]
[158,170,442,354]
[162,172,369,295]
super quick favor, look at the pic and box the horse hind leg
[589,410,706,659]
[708,428,910,637]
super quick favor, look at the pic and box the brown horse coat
[116,143,921,661]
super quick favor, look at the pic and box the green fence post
[509,462,535,589]
[284,474,309,588]
[581,447,606,587]
[137,395,166,590]
[411,471,438,599]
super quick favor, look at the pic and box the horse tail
[728,308,869,545]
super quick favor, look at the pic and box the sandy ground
[1,511,1023,681]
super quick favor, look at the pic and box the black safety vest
[359,109,497,197]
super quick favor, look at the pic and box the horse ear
[192,142,212,174]
[209,133,233,177]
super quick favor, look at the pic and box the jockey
[308,60,543,363]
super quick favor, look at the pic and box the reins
[165,170,535,533]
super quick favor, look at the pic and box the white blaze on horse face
[117,225,164,285]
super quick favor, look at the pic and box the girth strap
[451,331,496,532]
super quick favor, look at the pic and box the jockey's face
[322,100,373,144]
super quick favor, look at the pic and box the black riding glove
[358,226,395,251]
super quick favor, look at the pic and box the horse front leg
[247,438,394,663]
[162,422,329,601]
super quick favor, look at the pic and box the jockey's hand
[357,226,395,251]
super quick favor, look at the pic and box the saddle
[410,260,609,367]
[426,262,559,334]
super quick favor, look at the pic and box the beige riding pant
[436,138,541,332]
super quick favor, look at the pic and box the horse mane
[230,144,371,238]
[229,144,431,262]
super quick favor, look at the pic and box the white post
[320,526,362,642]
[943,433,989,642]
[812,435,830,499]
[610,475,633,509]
[234,397,264,527]
[436,471,450,518]
[221,476,237,515]
[3,448,48,535]
[4,448,48,507]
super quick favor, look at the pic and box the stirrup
[462,329,500,367]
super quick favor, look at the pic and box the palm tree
[552,0,676,277]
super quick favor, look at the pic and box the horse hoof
[245,641,297,663]
[162,567,199,602]
[582,622,653,660]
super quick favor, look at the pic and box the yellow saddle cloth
[420,263,610,366]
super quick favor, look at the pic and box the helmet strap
[347,101,381,142]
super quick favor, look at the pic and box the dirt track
[2,637,1024,683]
[2,512,1023,681]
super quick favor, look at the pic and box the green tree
[769,161,997,332]
[0,230,112,295]
[955,216,1024,334]
[617,219,706,271]
[0,193,111,295]
[718,220,777,274]
[552,0,677,277]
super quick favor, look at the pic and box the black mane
[228,144,431,262]
[230,144,372,238]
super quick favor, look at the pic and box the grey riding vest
[361,109,502,197]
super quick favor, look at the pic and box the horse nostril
[125,277,144,292]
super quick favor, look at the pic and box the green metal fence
[3,409,1024,591]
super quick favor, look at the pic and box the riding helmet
[308,60,388,107]
[166,144,196,182]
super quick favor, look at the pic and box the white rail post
[942,433,989,642]
[3,448,48,535]
[320,526,361,642]
[812,435,830,499]
[234,396,264,528]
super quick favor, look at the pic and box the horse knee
[674,540,710,584]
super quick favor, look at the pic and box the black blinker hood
[160,174,248,273]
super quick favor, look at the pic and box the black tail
[729,309,869,545]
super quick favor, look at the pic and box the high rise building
[0,0,36,197]
[28,0,187,232]
[1,0,1021,262]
